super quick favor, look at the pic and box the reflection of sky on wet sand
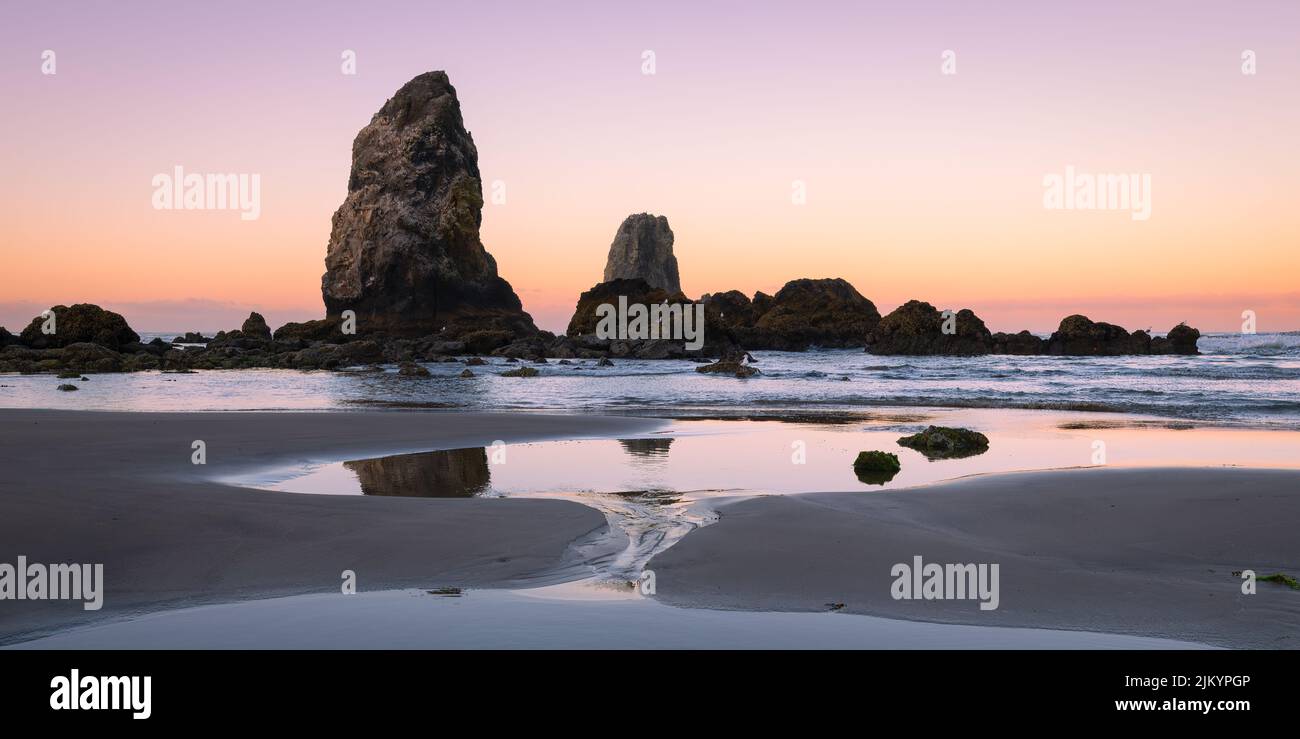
[247,409,1300,581]
[262,410,1300,499]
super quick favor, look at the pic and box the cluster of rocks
[561,212,882,358]
[865,300,1199,356]
[0,72,1203,377]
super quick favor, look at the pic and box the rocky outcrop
[272,317,348,344]
[744,278,879,350]
[1152,323,1200,355]
[320,71,536,342]
[560,277,739,358]
[208,312,276,350]
[990,330,1046,355]
[18,304,139,351]
[241,312,272,341]
[1046,315,1151,356]
[695,350,759,378]
[603,213,681,294]
[897,426,990,459]
[171,332,212,344]
[865,301,992,356]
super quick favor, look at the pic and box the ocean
[3,331,1299,428]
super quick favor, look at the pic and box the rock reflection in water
[618,438,674,459]
[344,448,490,498]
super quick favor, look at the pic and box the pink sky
[2,0,1298,334]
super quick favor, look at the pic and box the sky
[2,0,1298,335]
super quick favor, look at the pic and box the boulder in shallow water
[852,450,900,485]
[897,425,990,459]
[397,361,431,377]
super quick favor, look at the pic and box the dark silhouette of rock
[603,213,681,294]
[1152,323,1200,355]
[171,332,212,344]
[60,343,124,373]
[0,327,17,347]
[1046,315,1151,356]
[566,278,689,336]
[321,71,535,341]
[272,317,347,344]
[865,300,992,355]
[18,304,139,351]
[749,278,880,350]
[701,279,877,351]
[241,312,272,341]
[345,448,490,498]
[990,330,1046,355]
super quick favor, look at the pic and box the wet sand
[10,587,1211,650]
[2,409,1297,649]
[0,409,662,644]
[650,467,1300,649]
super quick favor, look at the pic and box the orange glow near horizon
[3,1,1298,334]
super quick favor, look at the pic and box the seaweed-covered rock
[501,366,539,377]
[57,383,79,392]
[18,304,140,351]
[897,425,990,459]
[852,450,901,484]
[865,300,992,355]
[60,342,124,373]
[695,352,759,378]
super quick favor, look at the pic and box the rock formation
[743,278,879,350]
[18,304,139,351]
[320,71,536,341]
[1044,314,1151,356]
[865,300,992,356]
[602,213,681,294]
[897,426,990,459]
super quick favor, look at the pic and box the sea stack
[321,71,536,340]
[603,213,682,294]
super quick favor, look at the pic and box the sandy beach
[2,408,1296,649]
[0,409,662,643]
[651,467,1300,649]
